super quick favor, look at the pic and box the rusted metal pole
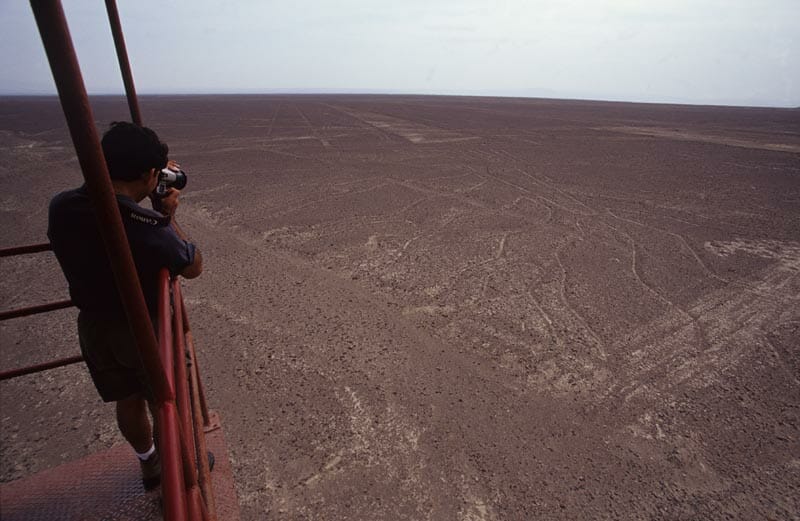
[171,279,204,520]
[0,300,73,321]
[29,0,173,404]
[172,281,217,521]
[157,403,190,520]
[104,0,142,126]
[0,355,84,382]
[182,309,211,426]
[186,329,218,519]
[157,269,188,520]
[0,243,51,257]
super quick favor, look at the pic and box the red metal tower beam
[28,0,173,405]
[104,0,143,125]
[28,2,187,519]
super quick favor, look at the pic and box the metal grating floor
[1,412,239,521]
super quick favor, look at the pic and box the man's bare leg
[116,394,153,453]
[117,394,161,490]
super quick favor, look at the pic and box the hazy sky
[1,0,798,107]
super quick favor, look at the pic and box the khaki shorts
[78,311,153,402]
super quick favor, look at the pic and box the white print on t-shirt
[129,212,159,226]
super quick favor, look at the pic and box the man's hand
[159,188,180,217]
[159,158,202,279]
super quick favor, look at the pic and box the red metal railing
[154,269,218,520]
[0,299,74,321]
[0,243,53,257]
[1,264,217,519]
[0,354,84,381]
[0,244,73,326]
[3,1,220,519]
[0,244,82,382]
[155,268,187,519]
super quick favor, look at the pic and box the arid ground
[1,95,799,520]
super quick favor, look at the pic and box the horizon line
[0,90,797,110]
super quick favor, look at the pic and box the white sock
[135,444,156,461]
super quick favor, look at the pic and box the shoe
[140,451,161,491]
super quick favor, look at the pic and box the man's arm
[159,188,203,279]
[171,217,203,279]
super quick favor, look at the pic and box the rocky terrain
[2,95,799,520]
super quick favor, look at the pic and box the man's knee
[116,393,148,418]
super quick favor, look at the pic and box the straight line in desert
[601,126,800,153]
[607,240,800,402]
[326,104,479,144]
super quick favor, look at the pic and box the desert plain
[1,95,799,520]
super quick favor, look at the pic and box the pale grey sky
[1,0,798,106]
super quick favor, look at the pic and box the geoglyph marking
[602,126,800,153]
[608,238,800,403]
[331,105,478,144]
[705,239,800,271]
[402,304,456,316]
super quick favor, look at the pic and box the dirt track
[1,95,799,520]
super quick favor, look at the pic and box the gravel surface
[1,95,799,520]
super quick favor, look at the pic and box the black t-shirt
[48,185,196,316]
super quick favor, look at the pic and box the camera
[156,167,187,195]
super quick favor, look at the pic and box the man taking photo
[48,121,202,490]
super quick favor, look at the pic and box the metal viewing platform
[1,2,239,519]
